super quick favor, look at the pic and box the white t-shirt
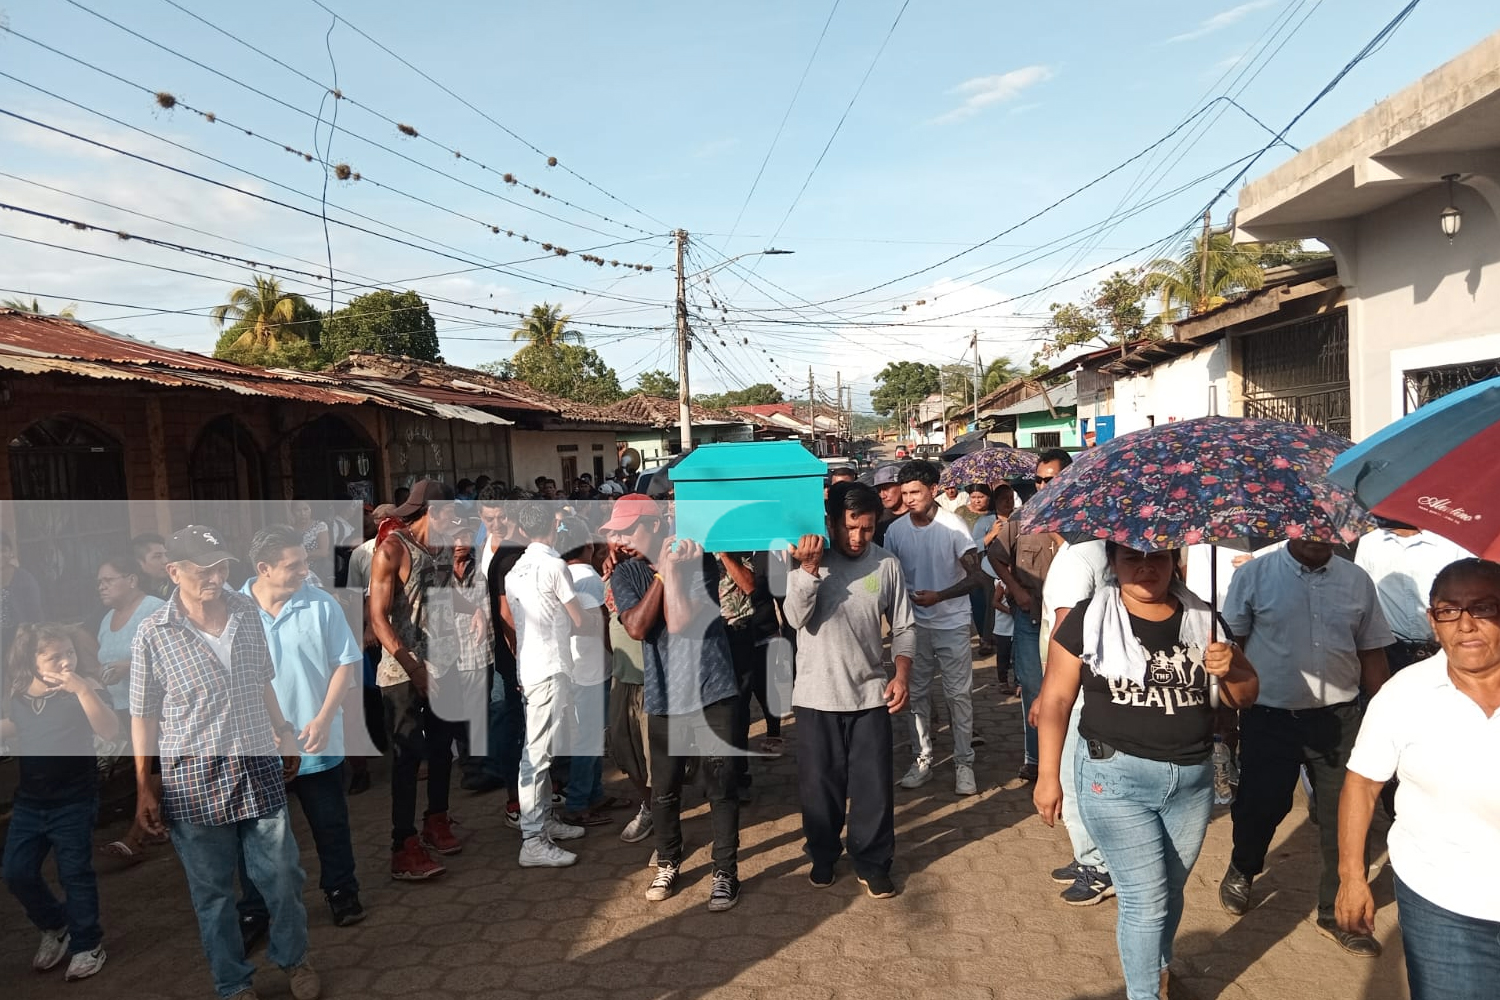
[567,564,609,687]
[1040,540,1110,667]
[936,491,969,514]
[882,509,977,631]
[505,543,578,687]
[1346,657,1500,922]
[188,617,237,670]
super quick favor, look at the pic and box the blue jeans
[1396,875,1500,1000]
[1012,614,1043,764]
[483,670,525,788]
[238,766,357,918]
[1060,699,1105,870]
[172,806,308,998]
[2,798,102,952]
[1078,749,1213,1000]
[564,681,608,813]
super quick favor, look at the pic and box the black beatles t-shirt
[1054,597,1219,765]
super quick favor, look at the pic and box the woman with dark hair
[963,485,997,657]
[93,555,165,863]
[1337,557,1500,999]
[290,499,332,588]
[1035,541,1258,999]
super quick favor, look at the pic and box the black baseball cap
[165,525,238,566]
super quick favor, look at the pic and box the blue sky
[2,0,1497,411]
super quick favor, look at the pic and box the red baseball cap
[599,494,663,532]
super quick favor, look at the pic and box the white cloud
[1165,0,1276,45]
[931,66,1053,125]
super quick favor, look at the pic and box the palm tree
[511,302,583,349]
[982,357,1021,395]
[3,297,78,318]
[1141,231,1269,317]
[210,276,302,352]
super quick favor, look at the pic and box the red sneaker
[390,835,446,880]
[420,812,463,856]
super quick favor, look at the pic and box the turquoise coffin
[671,441,828,552]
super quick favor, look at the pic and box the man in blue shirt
[237,525,366,939]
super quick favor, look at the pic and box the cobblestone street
[5,660,1406,1000]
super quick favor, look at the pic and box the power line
[305,0,669,231]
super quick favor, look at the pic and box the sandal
[99,840,147,864]
[559,809,614,827]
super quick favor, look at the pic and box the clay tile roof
[601,393,747,428]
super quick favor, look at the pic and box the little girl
[1,623,116,981]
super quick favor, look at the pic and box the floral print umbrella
[940,445,1038,487]
[1013,416,1372,552]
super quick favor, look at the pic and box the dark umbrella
[940,429,990,462]
[941,445,1038,487]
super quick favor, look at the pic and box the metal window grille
[1403,359,1500,413]
[1240,310,1350,437]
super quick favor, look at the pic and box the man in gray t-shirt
[784,483,915,899]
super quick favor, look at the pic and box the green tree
[322,289,442,363]
[511,302,582,349]
[870,361,940,417]
[212,332,324,370]
[484,343,623,405]
[696,383,785,409]
[982,356,1022,394]
[1036,270,1162,368]
[2,297,78,318]
[211,276,314,354]
[634,369,679,397]
[1141,232,1274,317]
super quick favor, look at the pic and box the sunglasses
[1034,475,1056,484]
[1430,601,1500,623]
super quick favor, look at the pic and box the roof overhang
[1236,30,1500,241]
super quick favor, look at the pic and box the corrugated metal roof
[992,381,1079,416]
[603,393,746,428]
[0,311,511,425]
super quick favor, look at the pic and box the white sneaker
[64,946,106,981]
[955,763,977,796]
[544,816,586,841]
[898,760,933,789]
[518,836,577,868]
[33,928,69,971]
[620,804,653,844]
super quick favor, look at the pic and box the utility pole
[835,371,843,454]
[971,330,982,429]
[807,367,816,455]
[674,229,693,454]
[1196,209,1212,318]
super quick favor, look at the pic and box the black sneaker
[239,912,268,954]
[857,872,897,899]
[327,889,367,927]
[1050,859,1083,885]
[809,861,836,888]
[1061,866,1115,906]
[460,773,506,794]
[1017,761,1039,782]
[645,863,679,902]
[1219,864,1253,916]
[707,870,741,912]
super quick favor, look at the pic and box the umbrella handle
[1210,544,1221,710]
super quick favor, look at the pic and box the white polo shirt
[1347,656,1500,922]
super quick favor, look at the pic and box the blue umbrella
[1327,375,1500,559]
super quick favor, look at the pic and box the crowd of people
[1,450,1496,1000]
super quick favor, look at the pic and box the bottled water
[1212,737,1238,805]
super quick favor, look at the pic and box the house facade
[1233,29,1500,439]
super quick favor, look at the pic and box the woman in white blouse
[1337,556,1500,1000]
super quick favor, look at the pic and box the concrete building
[1234,30,1500,439]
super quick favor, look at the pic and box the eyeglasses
[1034,475,1056,484]
[1430,601,1500,623]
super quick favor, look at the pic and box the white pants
[907,625,975,767]
[517,674,571,840]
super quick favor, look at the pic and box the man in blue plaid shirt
[130,526,321,1000]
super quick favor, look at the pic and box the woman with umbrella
[1034,542,1258,1000]
[1336,557,1500,999]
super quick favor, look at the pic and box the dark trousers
[2,798,102,952]
[1230,701,1362,919]
[795,706,895,878]
[238,766,357,918]
[480,668,525,788]
[648,698,740,876]
[383,681,461,850]
[730,629,779,786]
